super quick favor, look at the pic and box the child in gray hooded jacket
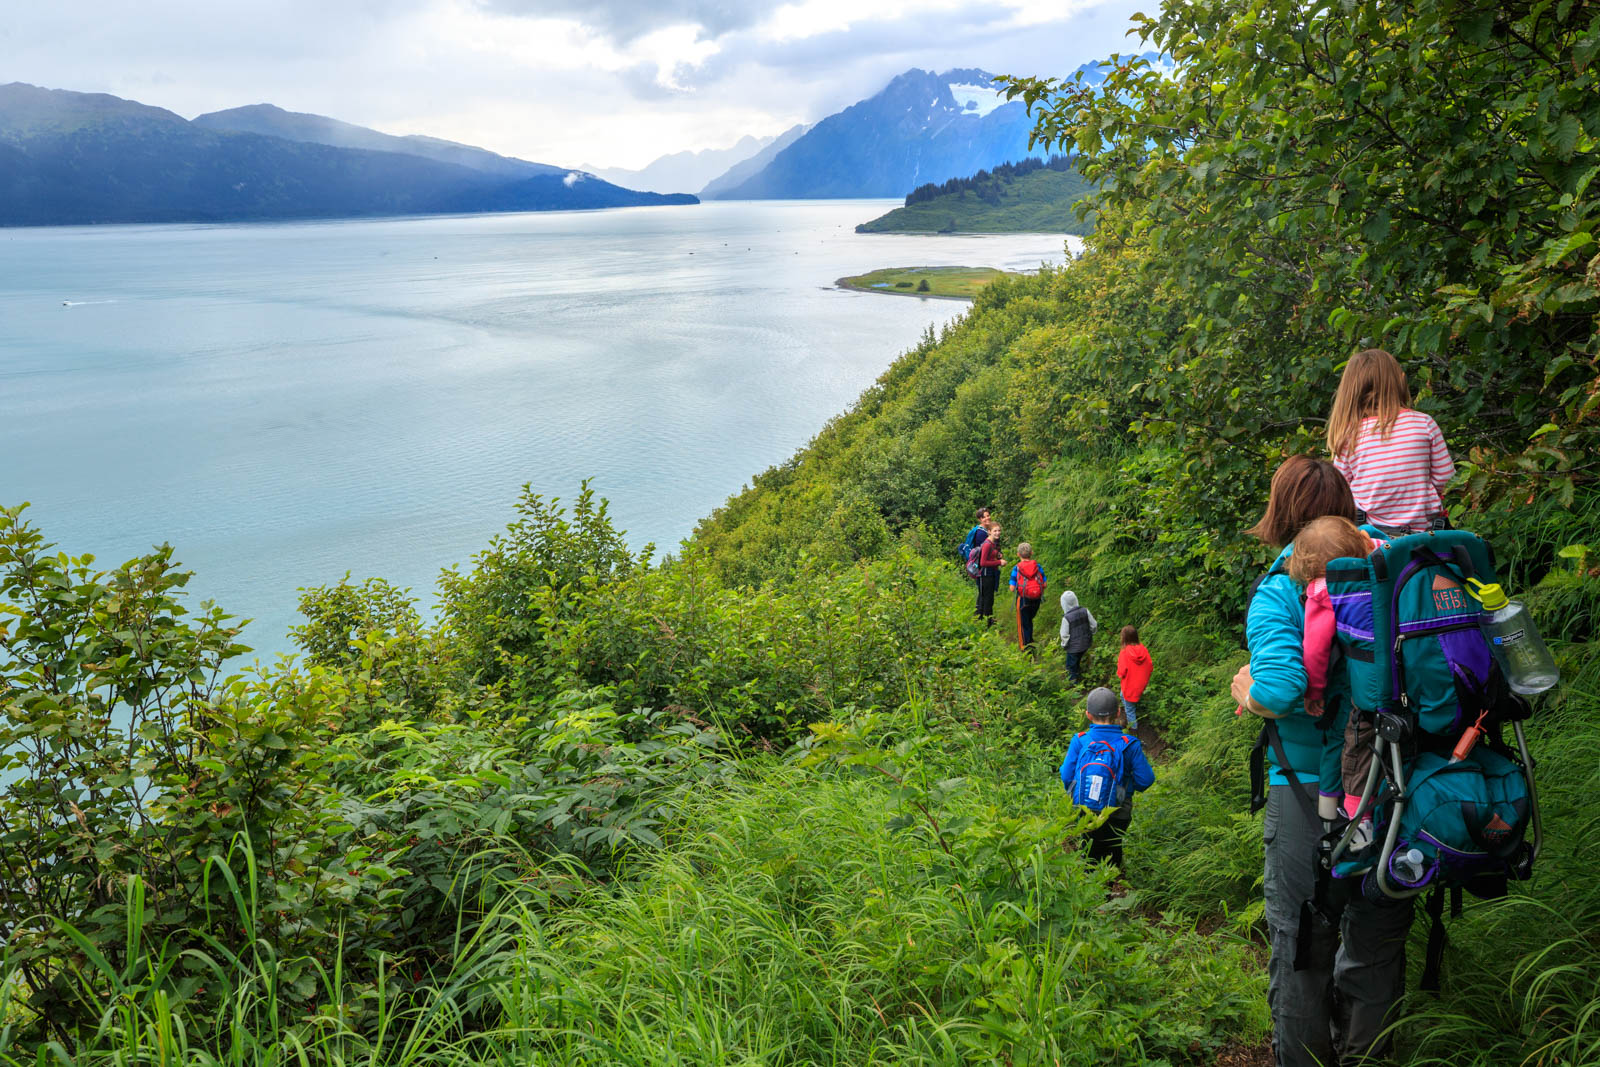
[1058,590,1097,682]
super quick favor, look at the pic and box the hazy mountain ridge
[0,83,694,226]
[697,124,809,197]
[584,134,776,194]
[192,103,564,179]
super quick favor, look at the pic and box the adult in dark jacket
[975,526,1004,626]
[1231,455,1413,1067]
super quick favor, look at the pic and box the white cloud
[2,0,1147,170]
[473,0,784,43]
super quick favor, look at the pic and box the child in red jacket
[1116,625,1153,730]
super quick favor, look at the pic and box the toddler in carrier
[1289,515,1387,841]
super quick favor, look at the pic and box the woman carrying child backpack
[1328,348,1457,537]
[1230,456,1413,1067]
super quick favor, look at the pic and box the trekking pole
[1015,580,1024,652]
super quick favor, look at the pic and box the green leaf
[1575,32,1600,73]
[1549,113,1583,158]
[1542,230,1593,266]
[1545,353,1577,386]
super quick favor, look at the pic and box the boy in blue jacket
[1058,687,1157,870]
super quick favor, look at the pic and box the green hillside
[856,160,1095,234]
[3,2,1598,1064]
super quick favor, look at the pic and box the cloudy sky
[2,0,1148,169]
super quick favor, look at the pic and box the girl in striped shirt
[1327,348,1456,536]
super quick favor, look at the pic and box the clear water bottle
[1468,580,1560,695]
[1392,848,1427,883]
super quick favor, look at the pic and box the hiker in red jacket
[1115,625,1153,730]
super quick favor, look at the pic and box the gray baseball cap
[1086,687,1120,720]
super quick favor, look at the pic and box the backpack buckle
[1377,710,1413,745]
[1499,691,1533,723]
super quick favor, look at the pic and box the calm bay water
[1,202,1071,657]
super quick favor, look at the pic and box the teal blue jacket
[1246,544,1347,791]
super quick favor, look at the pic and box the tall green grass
[464,763,1266,1066]
[7,760,1268,1066]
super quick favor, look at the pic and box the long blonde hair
[1327,348,1411,459]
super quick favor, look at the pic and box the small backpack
[1374,748,1530,893]
[956,531,975,566]
[1070,732,1128,813]
[966,545,983,580]
[1016,560,1046,599]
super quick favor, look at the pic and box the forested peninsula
[856,155,1096,234]
[3,3,1597,1064]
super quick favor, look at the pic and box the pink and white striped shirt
[1333,408,1455,531]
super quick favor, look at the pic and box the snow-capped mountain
[704,67,1034,200]
[705,58,1166,201]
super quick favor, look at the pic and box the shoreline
[854,228,1078,237]
[834,276,975,301]
[835,265,1014,302]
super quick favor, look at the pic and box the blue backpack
[959,527,985,577]
[956,527,977,564]
[1069,732,1129,813]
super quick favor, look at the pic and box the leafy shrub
[436,480,650,691]
[0,505,398,1037]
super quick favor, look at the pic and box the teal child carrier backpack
[1323,529,1542,989]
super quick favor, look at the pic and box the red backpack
[1016,560,1045,599]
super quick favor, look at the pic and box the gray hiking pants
[1264,782,1414,1067]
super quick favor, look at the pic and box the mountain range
[0,84,695,226]
[1,58,1150,226]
